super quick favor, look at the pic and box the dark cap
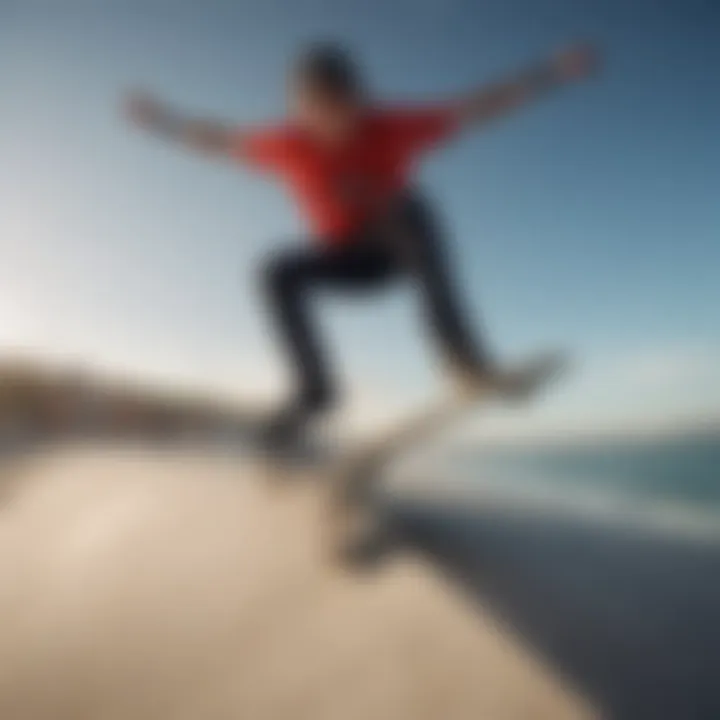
[293,42,364,101]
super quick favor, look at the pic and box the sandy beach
[0,445,593,720]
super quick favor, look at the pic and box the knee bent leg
[262,255,298,296]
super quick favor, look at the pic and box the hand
[552,43,600,82]
[124,89,170,129]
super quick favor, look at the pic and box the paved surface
[0,446,592,720]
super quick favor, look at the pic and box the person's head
[289,42,366,140]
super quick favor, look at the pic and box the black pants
[262,192,489,414]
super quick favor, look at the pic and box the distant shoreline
[453,421,720,452]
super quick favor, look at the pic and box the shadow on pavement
[395,499,720,720]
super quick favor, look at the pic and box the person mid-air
[126,41,599,449]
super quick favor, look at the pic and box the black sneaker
[256,404,308,454]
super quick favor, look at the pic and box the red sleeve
[383,104,460,155]
[230,125,295,172]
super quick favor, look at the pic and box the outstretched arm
[124,91,251,159]
[451,43,600,128]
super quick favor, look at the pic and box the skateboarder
[125,41,598,448]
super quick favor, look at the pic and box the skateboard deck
[326,351,568,567]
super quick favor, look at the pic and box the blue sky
[1,0,718,438]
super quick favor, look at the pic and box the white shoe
[449,352,567,402]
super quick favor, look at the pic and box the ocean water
[418,432,720,531]
[471,434,720,507]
